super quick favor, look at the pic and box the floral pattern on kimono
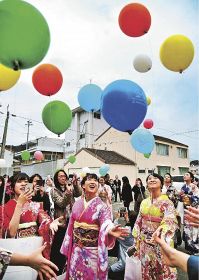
[0,199,52,259]
[0,248,12,280]
[60,197,115,280]
[132,194,178,280]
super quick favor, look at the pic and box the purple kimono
[60,196,115,280]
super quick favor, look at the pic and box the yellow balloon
[146,96,151,105]
[80,172,86,178]
[160,34,194,73]
[0,64,21,91]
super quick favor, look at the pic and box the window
[177,147,187,158]
[157,166,171,176]
[80,133,85,139]
[45,154,51,161]
[172,175,184,182]
[148,170,153,174]
[138,169,145,174]
[156,143,169,156]
[66,142,70,147]
[44,154,57,161]
[94,112,101,119]
[179,167,189,175]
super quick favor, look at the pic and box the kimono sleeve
[98,204,115,249]
[132,209,142,252]
[0,248,12,279]
[37,209,52,259]
[0,203,14,238]
[60,213,74,258]
[159,199,178,238]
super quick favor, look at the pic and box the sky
[0,0,198,160]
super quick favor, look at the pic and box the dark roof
[72,106,83,116]
[190,160,199,166]
[83,148,135,165]
[95,127,188,147]
[154,135,188,147]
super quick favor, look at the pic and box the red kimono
[0,199,52,259]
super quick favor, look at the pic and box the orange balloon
[32,63,63,96]
[119,3,151,37]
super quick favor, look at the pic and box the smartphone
[119,207,127,217]
[36,179,44,187]
[25,183,33,192]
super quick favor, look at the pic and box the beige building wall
[107,164,136,185]
[64,149,136,184]
[93,127,189,182]
[64,149,103,176]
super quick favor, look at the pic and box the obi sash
[17,222,38,238]
[142,214,162,223]
[73,221,99,247]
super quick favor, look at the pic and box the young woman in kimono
[131,173,178,280]
[0,173,56,260]
[52,173,129,280]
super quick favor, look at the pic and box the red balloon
[32,64,63,96]
[143,119,154,129]
[118,3,151,37]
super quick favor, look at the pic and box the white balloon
[133,54,152,73]
[0,158,6,167]
[82,167,91,174]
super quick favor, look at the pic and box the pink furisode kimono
[60,196,115,280]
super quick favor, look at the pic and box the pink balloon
[34,151,44,160]
[143,119,154,129]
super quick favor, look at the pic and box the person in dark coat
[121,176,133,212]
[132,178,145,213]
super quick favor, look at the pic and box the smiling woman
[130,173,178,280]
[0,173,53,259]
[51,173,130,280]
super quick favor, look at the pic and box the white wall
[21,159,65,179]
[64,109,109,155]
[0,149,14,176]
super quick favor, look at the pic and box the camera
[25,183,33,192]
[36,179,44,187]
[119,207,127,217]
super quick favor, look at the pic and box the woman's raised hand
[17,189,33,206]
[108,224,130,240]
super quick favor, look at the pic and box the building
[12,137,65,178]
[64,127,190,184]
[65,148,135,180]
[0,147,13,176]
[64,107,109,156]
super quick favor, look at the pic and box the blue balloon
[130,128,155,154]
[78,83,103,112]
[99,164,110,176]
[101,79,147,132]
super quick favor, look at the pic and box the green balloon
[0,0,50,70]
[68,155,76,164]
[144,153,151,158]
[21,150,30,161]
[42,101,72,136]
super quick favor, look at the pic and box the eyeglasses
[58,175,67,178]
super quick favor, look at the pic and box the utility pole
[0,105,9,159]
[25,120,33,150]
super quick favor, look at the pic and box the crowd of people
[0,170,198,280]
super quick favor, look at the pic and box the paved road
[108,201,188,280]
